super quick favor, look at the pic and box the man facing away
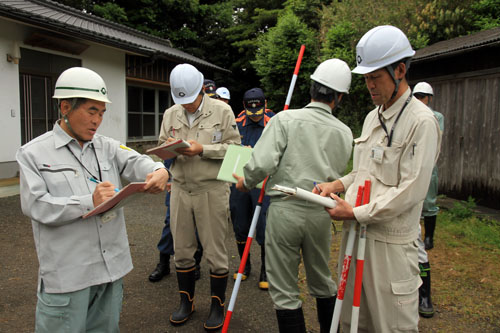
[234,59,354,333]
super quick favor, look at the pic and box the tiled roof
[0,0,229,73]
[413,27,500,62]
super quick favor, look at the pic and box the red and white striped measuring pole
[330,185,365,333]
[283,44,305,110]
[222,178,267,333]
[350,180,371,333]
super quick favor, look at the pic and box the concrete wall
[0,19,23,177]
[0,18,127,178]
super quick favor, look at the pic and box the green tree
[252,11,318,111]
[470,0,500,30]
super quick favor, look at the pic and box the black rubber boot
[204,271,228,331]
[194,243,203,281]
[316,296,336,333]
[258,245,268,290]
[233,241,251,281]
[170,266,196,326]
[419,262,435,318]
[275,308,306,333]
[148,253,170,282]
[424,215,436,250]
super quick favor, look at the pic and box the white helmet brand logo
[101,87,107,95]
[179,92,185,97]
[357,55,362,64]
[251,103,256,108]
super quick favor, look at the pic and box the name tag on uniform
[371,146,384,164]
[212,130,222,143]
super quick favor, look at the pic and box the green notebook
[217,145,263,189]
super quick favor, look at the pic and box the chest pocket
[38,163,79,196]
[353,135,370,171]
[197,121,222,144]
[369,144,404,186]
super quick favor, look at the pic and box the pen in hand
[89,177,120,193]
[313,181,321,193]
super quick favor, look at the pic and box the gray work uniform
[16,121,165,331]
[159,96,241,274]
[243,102,353,310]
[422,110,444,217]
[338,89,441,332]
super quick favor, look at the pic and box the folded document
[272,185,337,208]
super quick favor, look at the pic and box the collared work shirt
[159,96,241,193]
[339,88,442,244]
[16,122,165,293]
[244,102,353,198]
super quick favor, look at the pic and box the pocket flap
[391,275,421,296]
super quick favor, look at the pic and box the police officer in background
[204,79,218,98]
[159,64,241,331]
[413,81,444,319]
[234,59,353,333]
[230,88,275,290]
[318,26,441,332]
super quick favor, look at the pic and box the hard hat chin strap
[332,91,341,115]
[385,65,400,101]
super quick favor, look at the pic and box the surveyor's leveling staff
[330,185,365,333]
[222,178,268,333]
[283,44,305,110]
[350,180,371,333]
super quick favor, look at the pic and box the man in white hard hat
[318,26,442,332]
[159,63,240,330]
[16,67,170,332]
[234,59,353,332]
[413,81,444,319]
[216,87,231,104]
[413,81,444,251]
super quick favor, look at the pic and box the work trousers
[338,230,421,333]
[422,166,439,217]
[265,200,337,309]
[417,224,428,263]
[170,182,230,274]
[35,278,123,333]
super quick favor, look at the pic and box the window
[127,85,171,140]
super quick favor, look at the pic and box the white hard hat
[413,82,434,96]
[352,25,415,74]
[170,63,204,104]
[216,87,230,100]
[53,67,111,103]
[310,58,351,93]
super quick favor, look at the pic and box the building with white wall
[0,0,228,179]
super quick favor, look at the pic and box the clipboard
[217,145,263,189]
[146,139,191,160]
[82,182,147,220]
[272,184,337,208]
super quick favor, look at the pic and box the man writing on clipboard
[158,63,241,331]
[16,67,170,332]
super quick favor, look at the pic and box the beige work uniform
[159,96,241,273]
[338,89,441,332]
